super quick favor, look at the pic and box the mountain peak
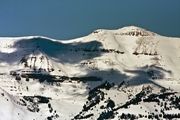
[91,26,157,37]
[116,26,157,37]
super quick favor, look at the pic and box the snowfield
[0,26,180,120]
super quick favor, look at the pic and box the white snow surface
[0,26,180,120]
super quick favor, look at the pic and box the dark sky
[0,0,180,39]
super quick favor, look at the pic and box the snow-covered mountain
[0,26,180,120]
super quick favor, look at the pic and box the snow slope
[0,26,180,120]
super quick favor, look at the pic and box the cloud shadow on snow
[0,37,103,64]
[84,65,172,89]
[124,65,172,88]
